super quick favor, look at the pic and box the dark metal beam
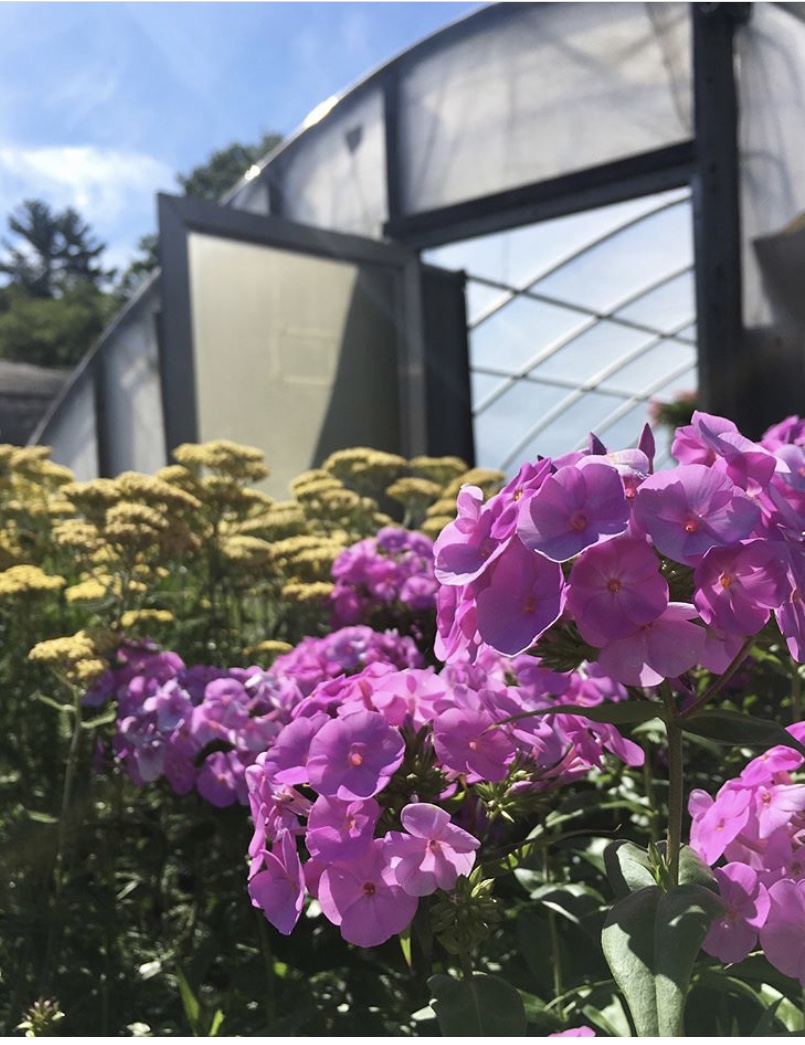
[691,2,751,421]
[384,141,695,249]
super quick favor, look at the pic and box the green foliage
[0,199,114,298]
[177,132,282,202]
[0,281,117,367]
[428,972,527,1036]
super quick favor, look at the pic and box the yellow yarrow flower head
[408,455,469,486]
[119,608,175,631]
[245,638,293,663]
[173,439,270,484]
[0,564,65,598]
[321,447,407,495]
[444,467,506,500]
[28,629,111,687]
[280,580,334,604]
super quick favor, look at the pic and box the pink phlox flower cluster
[246,656,643,944]
[434,412,805,687]
[688,726,805,980]
[270,625,422,697]
[329,526,438,628]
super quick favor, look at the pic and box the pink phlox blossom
[548,1028,595,1037]
[594,603,706,688]
[759,878,805,985]
[694,540,788,636]
[317,838,418,947]
[434,582,486,664]
[688,783,752,865]
[752,781,805,839]
[554,713,644,770]
[384,802,480,896]
[367,667,446,728]
[305,795,380,862]
[565,536,668,645]
[260,712,330,785]
[517,461,629,562]
[486,459,553,541]
[474,535,564,656]
[433,485,509,585]
[248,829,306,936]
[631,464,760,566]
[432,704,516,783]
[196,750,241,808]
[703,862,770,964]
[306,708,405,800]
[761,414,805,449]
[740,744,805,788]
[672,411,744,466]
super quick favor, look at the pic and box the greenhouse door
[157,193,471,497]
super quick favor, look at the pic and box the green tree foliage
[0,281,117,368]
[0,199,115,298]
[0,200,117,369]
[177,131,282,202]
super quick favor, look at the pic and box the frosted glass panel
[187,232,400,498]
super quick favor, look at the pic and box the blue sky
[0,1,481,275]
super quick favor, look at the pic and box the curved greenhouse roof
[33,2,805,490]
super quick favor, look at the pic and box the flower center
[362,881,376,897]
[683,516,700,533]
[569,512,588,532]
[607,578,622,594]
[719,573,734,589]
[349,748,364,767]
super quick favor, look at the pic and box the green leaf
[175,967,201,1035]
[33,693,73,715]
[428,973,527,1036]
[601,886,661,1037]
[601,882,725,1037]
[604,841,657,899]
[678,845,720,893]
[680,708,805,759]
[501,700,663,729]
[80,708,117,730]
[654,884,725,1036]
[207,1009,225,1037]
[26,810,58,825]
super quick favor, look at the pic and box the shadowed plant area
[5,416,805,1035]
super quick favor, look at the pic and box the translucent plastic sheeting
[103,293,166,477]
[397,2,692,215]
[265,88,388,238]
[37,368,98,481]
[737,3,805,326]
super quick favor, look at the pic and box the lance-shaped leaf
[602,877,724,1036]
[680,708,805,760]
[604,841,657,899]
[428,972,526,1036]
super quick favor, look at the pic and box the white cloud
[0,144,175,272]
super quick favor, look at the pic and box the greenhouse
[11,3,805,1036]
[31,1,805,491]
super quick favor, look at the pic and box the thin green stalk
[254,909,276,1031]
[678,636,754,721]
[43,685,85,990]
[660,682,684,888]
[792,660,803,724]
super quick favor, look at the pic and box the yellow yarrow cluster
[0,564,65,598]
[28,629,111,686]
[173,439,270,484]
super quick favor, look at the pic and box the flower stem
[661,682,684,888]
[678,635,754,721]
